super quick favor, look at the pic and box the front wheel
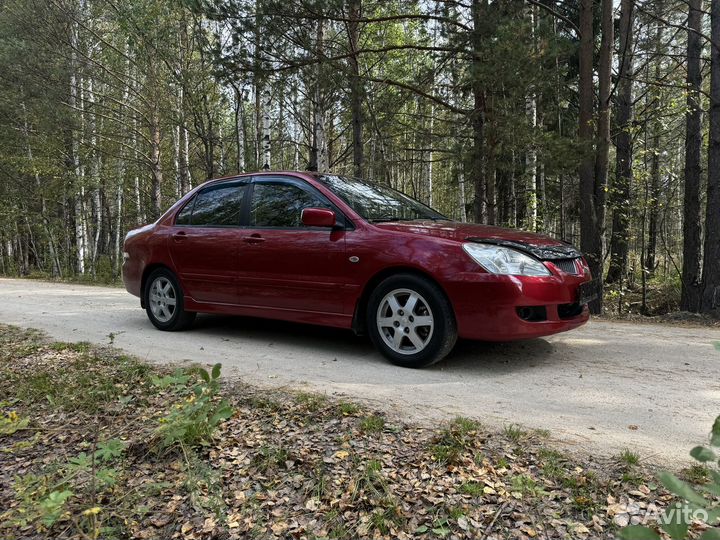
[366,274,457,368]
[144,268,196,331]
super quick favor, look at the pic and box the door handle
[172,231,187,242]
[243,234,265,244]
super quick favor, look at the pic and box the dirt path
[1,277,718,464]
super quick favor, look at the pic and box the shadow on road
[187,313,572,375]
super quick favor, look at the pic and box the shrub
[154,363,233,450]
[620,415,720,539]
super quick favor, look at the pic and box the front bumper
[444,271,591,341]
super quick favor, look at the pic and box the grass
[369,504,404,535]
[503,423,527,443]
[337,401,360,416]
[360,414,385,433]
[510,474,546,498]
[351,458,386,499]
[621,470,645,486]
[538,447,567,480]
[459,481,484,497]
[296,391,327,412]
[48,341,92,353]
[252,444,290,472]
[618,448,640,466]
[681,463,709,484]
[0,323,663,540]
[248,396,281,412]
[431,417,480,465]
[8,347,151,413]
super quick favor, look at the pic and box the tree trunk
[470,0,487,224]
[524,3,538,230]
[70,18,87,275]
[646,10,665,278]
[309,20,328,172]
[458,169,467,223]
[593,0,613,304]
[646,119,661,274]
[234,85,246,173]
[86,75,103,277]
[174,119,182,198]
[261,87,271,170]
[681,0,704,312]
[606,0,634,284]
[701,0,720,314]
[150,108,163,217]
[578,0,597,305]
[348,0,363,177]
[580,0,612,314]
[132,113,144,226]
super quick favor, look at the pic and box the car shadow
[188,313,569,375]
[435,338,561,374]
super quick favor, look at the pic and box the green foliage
[154,363,233,449]
[0,328,236,539]
[510,474,546,498]
[620,415,720,539]
[38,490,73,527]
[9,437,126,532]
[0,410,29,435]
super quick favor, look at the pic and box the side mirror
[301,207,337,228]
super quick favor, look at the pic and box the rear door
[235,176,349,315]
[168,180,249,304]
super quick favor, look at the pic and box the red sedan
[122,172,596,368]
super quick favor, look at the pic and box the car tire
[366,273,457,368]
[144,268,196,331]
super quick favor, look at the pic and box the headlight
[462,243,551,276]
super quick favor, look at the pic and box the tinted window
[175,198,194,225]
[192,185,245,226]
[250,183,329,227]
[316,175,447,222]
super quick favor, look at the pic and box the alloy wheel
[376,288,434,355]
[149,276,177,323]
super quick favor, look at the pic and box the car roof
[202,170,323,187]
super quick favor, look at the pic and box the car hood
[374,221,582,260]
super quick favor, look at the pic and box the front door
[236,177,348,315]
[168,181,248,304]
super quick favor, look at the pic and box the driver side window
[250,183,329,228]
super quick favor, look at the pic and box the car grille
[553,258,580,275]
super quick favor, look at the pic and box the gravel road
[1,277,718,465]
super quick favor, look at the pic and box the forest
[0,0,719,316]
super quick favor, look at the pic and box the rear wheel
[144,268,196,331]
[366,274,457,368]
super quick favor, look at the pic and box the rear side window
[176,184,246,227]
[250,183,330,227]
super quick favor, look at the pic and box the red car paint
[122,171,591,341]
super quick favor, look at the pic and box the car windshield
[316,175,449,222]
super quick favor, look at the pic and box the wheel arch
[351,266,455,335]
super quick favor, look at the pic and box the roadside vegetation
[0,324,715,539]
